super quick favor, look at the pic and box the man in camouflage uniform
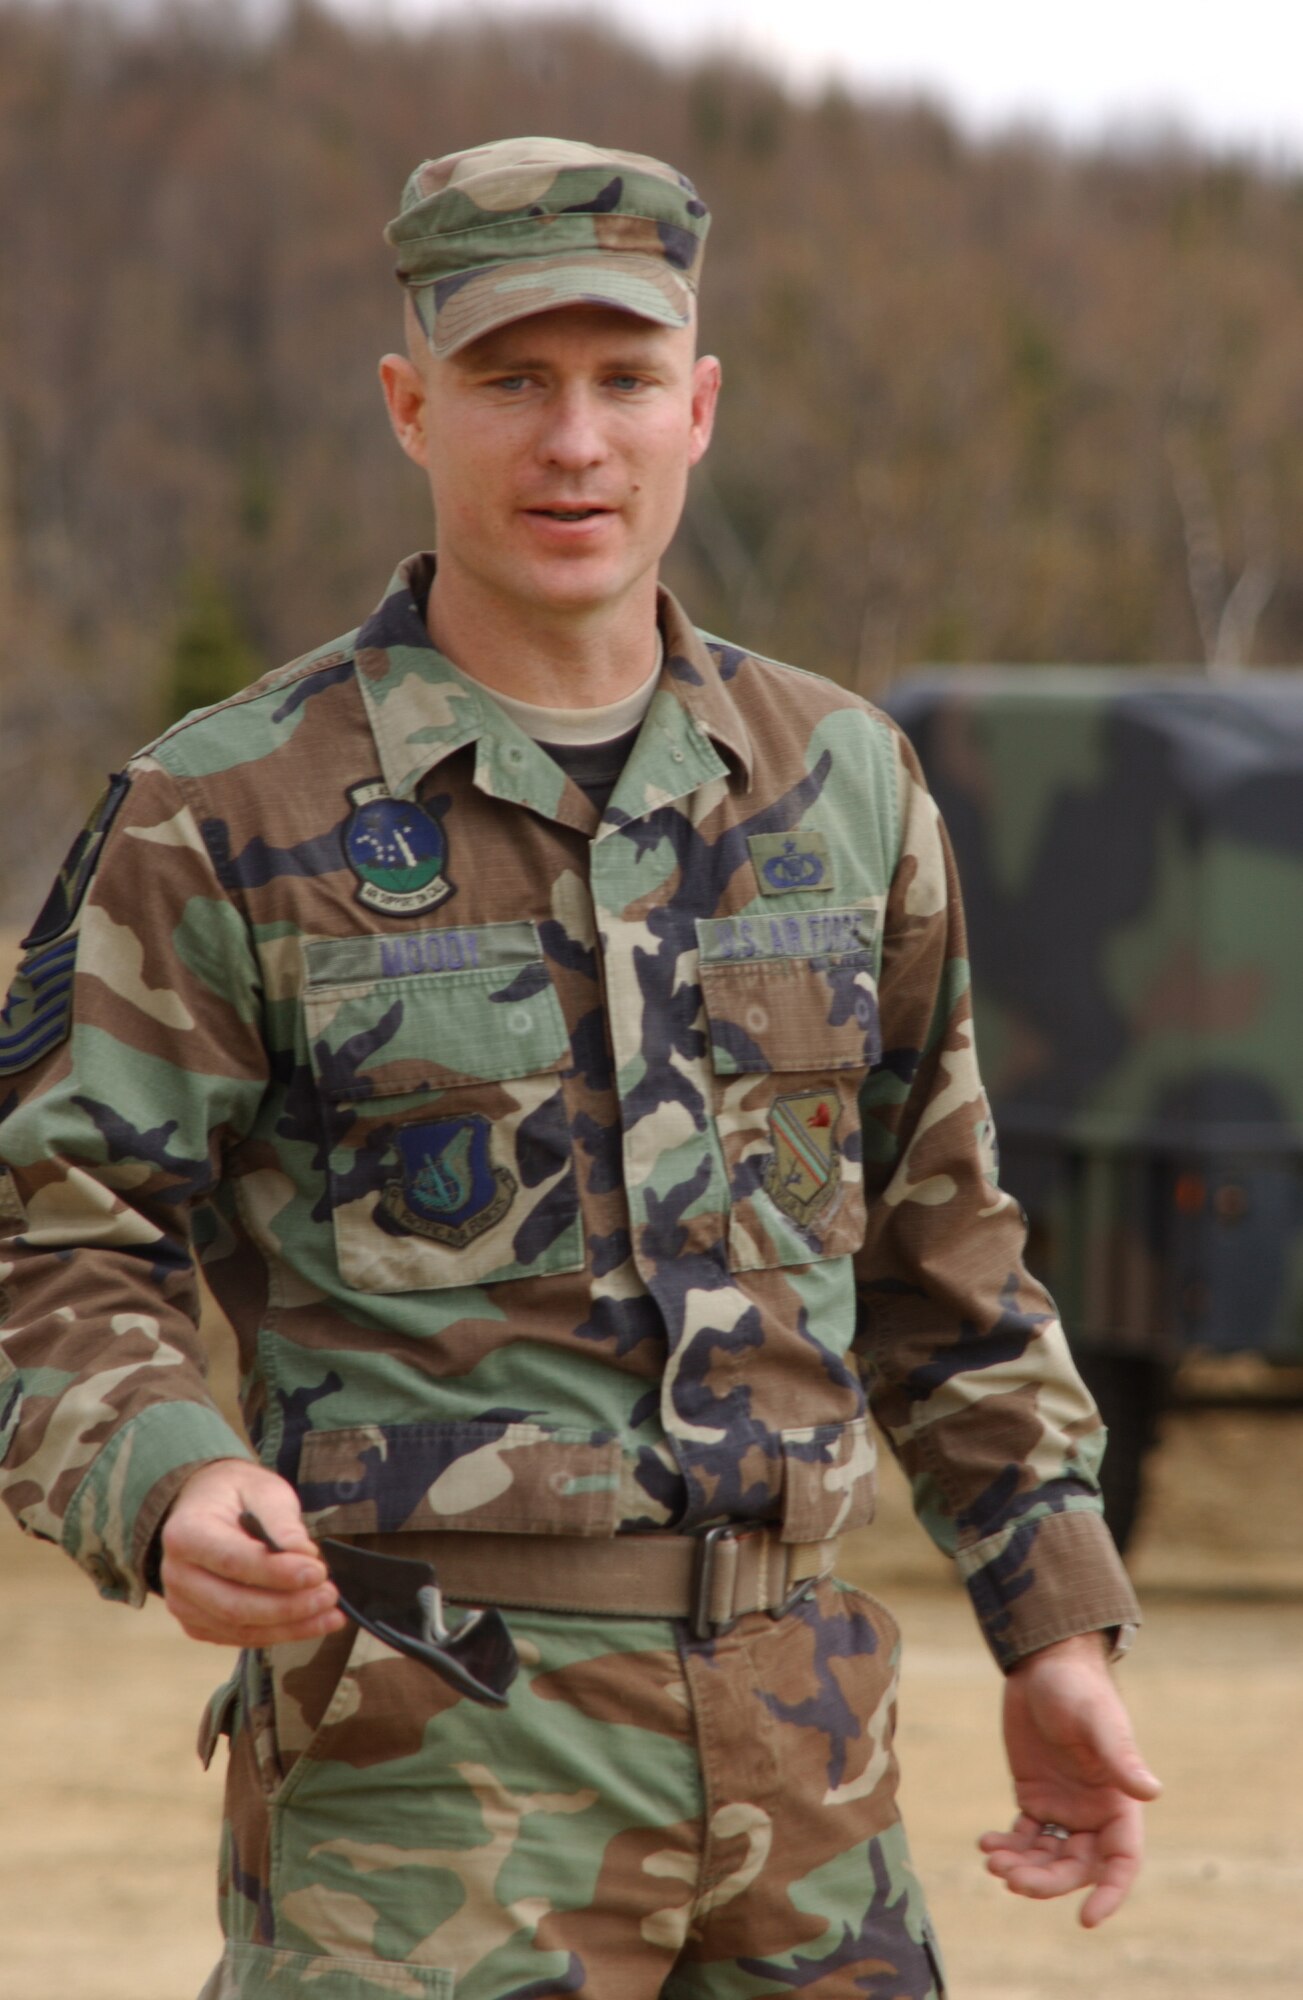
[0,139,1157,1998]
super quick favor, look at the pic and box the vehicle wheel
[1072,1348,1167,1554]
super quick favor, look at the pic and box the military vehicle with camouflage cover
[884,669,1303,1545]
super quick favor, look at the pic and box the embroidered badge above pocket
[763,1088,841,1226]
[344,778,453,917]
[748,829,833,895]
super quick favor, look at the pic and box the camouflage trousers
[197,1576,946,1998]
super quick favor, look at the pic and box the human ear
[687,354,722,466]
[378,353,430,469]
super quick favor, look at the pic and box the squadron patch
[343,780,452,917]
[763,1089,841,1228]
[748,830,833,895]
[381,1115,516,1248]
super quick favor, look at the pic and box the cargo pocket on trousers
[203,1940,453,1998]
[303,928,584,1293]
[197,1667,242,1771]
[697,930,881,1272]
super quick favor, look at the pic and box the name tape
[696,905,878,965]
[304,920,542,987]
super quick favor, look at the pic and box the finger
[1074,1701,1164,1802]
[164,1518,330,1593]
[1079,1806,1145,1926]
[977,1814,1045,1856]
[995,1852,1094,1899]
[1080,1865,1135,1928]
[172,1604,350,1648]
[164,1558,339,1633]
[233,1491,320,1561]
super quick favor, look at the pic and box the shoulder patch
[22,773,131,949]
[0,774,130,1079]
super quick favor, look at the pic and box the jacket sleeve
[0,755,262,1605]
[854,725,1140,1669]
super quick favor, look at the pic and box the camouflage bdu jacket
[0,555,1138,1668]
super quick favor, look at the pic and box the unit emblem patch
[381,1115,516,1248]
[748,829,833,895]
[344,780,452,916]
[763,1089,841,1227]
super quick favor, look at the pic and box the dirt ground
[2,1379,1301,2000]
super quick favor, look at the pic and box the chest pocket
[302,924,583,1294]
[697,907,882,1273]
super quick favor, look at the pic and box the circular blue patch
[346,798,445,895]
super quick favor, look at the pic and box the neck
[425,565,661,707]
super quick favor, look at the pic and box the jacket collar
[354,552,755,811]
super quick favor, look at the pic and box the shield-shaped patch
[381,1115,516,1248]
[762,1089,840,1228]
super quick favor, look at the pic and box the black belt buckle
[239,1511,519,1708]
[691,1523,741,1641]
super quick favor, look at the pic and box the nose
[536,383,607,472]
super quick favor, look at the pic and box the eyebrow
[455,337,666,375]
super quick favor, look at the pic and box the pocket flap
[699,956,881,1075]
[196,1668,241,1770]
[780,1416,877,1542]
[296,1421,623,1537]
[303,926,568,1099]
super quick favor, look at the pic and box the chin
[520,565,638,616]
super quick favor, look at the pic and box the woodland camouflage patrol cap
[384,136,711,357]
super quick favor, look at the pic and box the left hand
[979,1631,1162,1927]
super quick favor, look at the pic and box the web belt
[341,1524,840,1641]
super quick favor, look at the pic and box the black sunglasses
[239,1509,518,1708]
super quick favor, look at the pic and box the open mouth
[529,506,610,522]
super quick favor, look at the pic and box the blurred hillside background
[4,0,1303,926]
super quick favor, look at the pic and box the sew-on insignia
[381,1115,516,1247]
[0,933,80,1078]
[763,1089,841,1227]
[343,780,452,917]
[748,830,833,895]
[23,773,131,949]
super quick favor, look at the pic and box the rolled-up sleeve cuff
[62,1400,254,1607]
[956,1502,1142,1672]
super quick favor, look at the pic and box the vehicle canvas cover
[885,669,1303,1364]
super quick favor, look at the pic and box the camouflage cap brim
[410,250,693,358]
